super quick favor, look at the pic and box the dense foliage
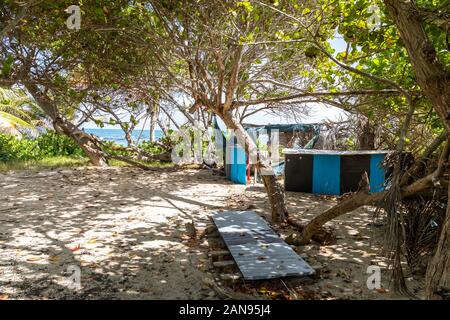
[0,131,84,162]
[0,130,176,163]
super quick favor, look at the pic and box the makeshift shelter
[284,149,389,195]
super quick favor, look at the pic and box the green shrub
[138,140,166,154]
[36,130,84,157]
[138,129,182,154]
[0,134,40,162]
[0,130,84,163]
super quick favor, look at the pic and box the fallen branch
[285,216,336,245]
[106,154,158,171]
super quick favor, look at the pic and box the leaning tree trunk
[53,116,108,166]
[425,166,450,299]
[219,110,288,222]
[384,0,450,299]
[295,138,450,245]
[25,83,108,166]
[384,0,450,132]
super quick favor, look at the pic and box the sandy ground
[0,167,243,299]
[0,167,423,300]
[226,182,424,300]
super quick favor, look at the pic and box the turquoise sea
[84,128,163,146]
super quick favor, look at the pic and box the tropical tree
[2,0,448,299]
[254,0,449,298]
[382,0,450,300]
[0,87,38,136]
[139,0,385,222]
[0,1,150,165]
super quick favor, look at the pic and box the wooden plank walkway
[211,211,315,280]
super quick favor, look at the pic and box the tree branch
[235,89,400,106]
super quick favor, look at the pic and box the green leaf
[0,111,32,129]
[302,8,311,15]
[1,55,14,77]
[237,1,253,12]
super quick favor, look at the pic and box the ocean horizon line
[84,128,164,146]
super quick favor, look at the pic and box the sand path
[0,167,242,299]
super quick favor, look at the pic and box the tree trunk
[157,118,170,137]
[425,169,450,299]
[358,120,376,150]
[384,0,450,298]
[106,154,157,171]
[109,144,171,162]
[124,129,135,147]
[149,102,159,142]
[384,0,450,132]
[54,116,108,166]
[25,83,108,166]
[219,110,288,222]
[400,131,447,185]
[260,174,288,222]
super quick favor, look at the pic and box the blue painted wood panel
[370,153,385,192]
[231,145,247,185]
[312,154,341,195]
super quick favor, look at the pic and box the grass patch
[0,156,90,173]
[108,158,174,168]
[0,156,174,173]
